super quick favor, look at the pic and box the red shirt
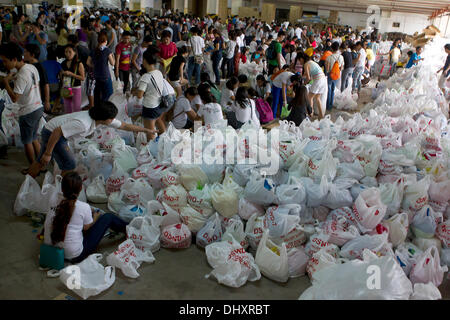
[115,42,132,71]
[158,42,178,60]
[241,54,247,64]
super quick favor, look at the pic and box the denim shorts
[37,128,76,171]
[142,105,164,120]
[19,107,44,144]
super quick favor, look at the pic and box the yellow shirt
[366,48,375,61]
[57,28,68,46]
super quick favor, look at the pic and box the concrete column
[230,0,242,16]
[206,0,219,15]
[289,6,302,24]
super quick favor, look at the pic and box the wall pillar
[289,6,302,24]
[230,0,242,16]
[261,3,275,23]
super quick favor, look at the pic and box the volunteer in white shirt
[271,66,294,118]
[187,27,205,86]
[44,172,128,263]
[171,87,198,129]
[325,42,344,111]
[197,91,224,126]
[1,43,44,174]
[352,41,367,94]
[28,101,153,178]
[230,87,260,129]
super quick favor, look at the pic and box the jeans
[341,67,354,92]
[212,52,222,84]
[187,56,201,85]
[352,66,364,92]
[119,70,130,93]
[326,76,339,110]
[37,128,76,171]
[221,57,234,79]
[94,78,113,106]
[271,85,284,119]
[71,213,128,264]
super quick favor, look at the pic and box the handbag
[190,37,204,65]
[39,243,65,270]
[150,74,176,112]
[60,63,78,98]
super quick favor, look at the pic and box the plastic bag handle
[92,253,103,262]
[47,269,61,278]
[104,266,114,281]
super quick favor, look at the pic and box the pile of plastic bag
[14,37,450,299]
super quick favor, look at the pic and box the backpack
[266,41,278,60]
[255,98,274,124]
[330,59,341,80]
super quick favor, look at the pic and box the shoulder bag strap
[149,73,162,96]
[172,97,188,120]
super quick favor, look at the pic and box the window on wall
[393,22,400,28]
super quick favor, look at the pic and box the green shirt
[268,41,282,67]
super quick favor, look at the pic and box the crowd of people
[0,6,448,263]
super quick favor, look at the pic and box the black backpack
[266,41,278,60]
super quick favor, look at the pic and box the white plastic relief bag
[131,161,156,180]
[147,163,171,190]
[122,178,154,206]
[59,254,115,300]
[245,213,267,250]
[180,205,208,233]
[435,220,450,248]
[300,176,330,208]
[205,238,261,288]
[304,233,340,258]
[156,184,188,209]
[187,184,215,218]
[352,188,387,233]
[106,239,155,279]
[119,204,147,223]
[14,175,46,215]
[160,223,192,249]
[402,175,430,212]
[243,171,277,206]
[238,197,265,221]
[111,143,138,173]
[287,247,309,278]
[177,164,209,191]
[107,190,126,214]
[321,217,360,246]
[136,144,154,165]
[196,213,223,248]
[275,176,306,205]
[106,161,129,195]
[126,215,162,253]
[379,179,404,217]
[409,246,448,287]
[306,248,344,283]
[307,145,338,183]
[255,230,289,283]
[264,205,301,239]
[222,219,249,250]
[383,212,409,247]
[86,175,108,203]
[340,232,389,260]
[210,182,239,218]
[410,282,442,300]
[160,170,180,189]
[411,206,438,239]
[147,200,182,227]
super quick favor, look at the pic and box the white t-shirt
[191,95,203,112]
[249,41,258,54]
[390,47,401,63]
[188,35,205,57]
[221,88,235,107]
[225,40,237,59]
[137,70,164,108]
[236,35,245,48]
[171,96,192,129]
[285,52,297,65]
[262,44,269,52]
[355,48,367,68]
[295,27,302,39]
[326,52,345,74]
[255,29,263,41]
[45,111,122,139]
[231,99,260,126]
[273,71,294,88]
[13,64,43,116]
[197,102,223,125]
[44,200,93,259]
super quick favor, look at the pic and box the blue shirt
[28,32,48,63]
[101,15,110,23]
[42,60,62,84]
[406,53,420,69]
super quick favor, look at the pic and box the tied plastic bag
[160,170,180,189]
[435,220,450,248]
[411,206,441,239]
[106,239,155,278]
[160,223,192,249]
[132,162,155,179]
[264,205,301,239]
[255,230,289,283]
[355,135,383,177]
[413,237,442,253]
[210,183,239,218]
[379,179,404,217]
[147,200,182,227]
[245,213,267,250]
[275,176,306,205]
[300,176,330,208]
[156,184,188,209]
[307,145,338,183]
[306,248,345,283]
[187,185,214,218]
[106,161,129,195]
[180,205,208,233]
[232,164,257,187]
[135,132,147,151]
[299,249,413,300]
[288,247,309,278]
[178,164,209,191]
[409,246,448,287]
[107,190,126,214]
[244,172,277,206]
[126,215,162,253]
[402,175,430,212]
[351,188,387,233]
[336,160,365,180]
[238,197,265,221]
[59,254,115,300]
[304,233,340,258]
[340,232,390,260]
[410,282,442,300]
[205,238,261,288]
[111,144,138,173]
[395,242,423,276]
[222,219,249,249]
[86,175,108,203]
[196,213,223,248]
[122,178,155,206]
[119,205,147,223]
[383,212,409,247]
[321,217,360,246]
[147,163,171,190]
[322,181,354,210]
[136,144,154,165]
